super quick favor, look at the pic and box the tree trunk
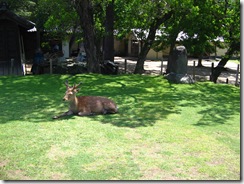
[134,11,173,74]
[104,0,114,62]
[69,21,79,56]
[166,41,176,74]
[74,0,101,73]
[211,58,229,83]
[211,41,239,83]
[197,54,203,67]
[69,33,76,56]
[134,40,152,74]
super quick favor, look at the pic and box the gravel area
[115,57,240,85]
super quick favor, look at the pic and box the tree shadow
[0,74,68,124]
[190,83,240,126]
[0,74,240,128]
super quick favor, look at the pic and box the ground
[24,56,240,85]
[114,57,240,85]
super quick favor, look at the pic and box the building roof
[0,2,35,30]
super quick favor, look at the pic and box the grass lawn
[0,74,240,180]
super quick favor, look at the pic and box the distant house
[114,30,229,60]
[68,29,229,61]
[0,2,37,75]
[114,29,170,60]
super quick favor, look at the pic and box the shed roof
[0,2,35,30]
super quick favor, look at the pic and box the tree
[35,0,116,73]
[180,0,228,67]
[114,0,173,74]
[148,0,240,81]
[72,0,101,73]
[211,0,240,83]
[134,10,173,74]
[2,0,37,18]
[33,0,80,55]
[104,0,115,61]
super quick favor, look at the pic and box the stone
[165,46,194,84]
[165,73,194,84]
[167,46,188,74]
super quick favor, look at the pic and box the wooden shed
[0,2,37,75]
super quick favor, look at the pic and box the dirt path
[114,57,240,85]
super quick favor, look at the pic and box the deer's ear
[73,88,80,93]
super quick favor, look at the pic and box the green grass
[0,74,240,180]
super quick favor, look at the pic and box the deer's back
[77,96,118,114]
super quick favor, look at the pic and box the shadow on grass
[0,74,68,124]
[191,83,240,126]
[0,74,240,128]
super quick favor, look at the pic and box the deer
[53,81,118,119]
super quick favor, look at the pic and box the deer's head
[63,80,82,101]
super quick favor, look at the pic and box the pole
[160,57,163,75]
[210,62,214,81]
[50,59,53,74]
[193,61,196,80]
[124,59,127,74]
[235,64,240,86]
[10,58,14,75]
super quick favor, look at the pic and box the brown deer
[53,81,118,119]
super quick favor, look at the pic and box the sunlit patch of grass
[0,74,240,180]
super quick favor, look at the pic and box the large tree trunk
[69,21,79,56]
[211,41,239,83]
[134,11,173,74]
[197,53,203,67]
[69,33,76,56]
[74,0,101,73]
[104,0,114,62]
[166,41,176,74]
[134,39,153,74]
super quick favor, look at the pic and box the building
[0,2,37,75]
[114,30,229,60]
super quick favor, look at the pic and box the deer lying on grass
[53,81,118,119]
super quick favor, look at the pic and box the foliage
[151,0,240,60]
[1,0,36,18]
[0,74,240,180]
[32,0,79,37]
[3,0,240,73]
[220,0,240,57]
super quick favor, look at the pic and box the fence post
[50,59,53,74]
[124,59,127,74]
[193,61,196,80]
[235,64,239,86]
[226,78,229,84]
[210,62,214,81]
[10,58,14,75]
[160,57,163,75]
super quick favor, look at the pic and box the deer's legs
[53,110,73,119]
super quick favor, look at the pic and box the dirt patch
[47,145,78,160]
[124,131,142,140]
[7,169,31,180]
[141,167,179,180]
[0,160,9,167]
[51,172,67,180]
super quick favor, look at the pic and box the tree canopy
[3,0,240,77]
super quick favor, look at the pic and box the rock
[167,46,188,74]
[165,73,195,84]
[165,46,194,84]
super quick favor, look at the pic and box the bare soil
[115,57,240,85]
